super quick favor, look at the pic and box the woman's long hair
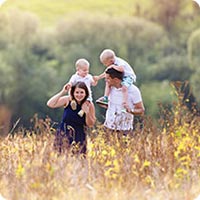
[70,82,89,105]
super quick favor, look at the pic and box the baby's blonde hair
[100,49,115,63]
[75,58,90,69]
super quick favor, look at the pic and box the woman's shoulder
[63,96,71,107]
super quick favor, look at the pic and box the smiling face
[75,58,90,78]
[74,87,86,103]
[105,73,117,88]
[105,67,124,88]
[70,82,89,105]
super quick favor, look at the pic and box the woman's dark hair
[70,82,89,105]
[105,67,124,80]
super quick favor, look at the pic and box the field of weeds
[0,92,200,200]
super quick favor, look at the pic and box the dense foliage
[0,0,200,129]
[0,2,199,199]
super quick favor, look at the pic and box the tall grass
[0,84,200,200]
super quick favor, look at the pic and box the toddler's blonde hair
[100,49,115,63]
[75,58,90,70]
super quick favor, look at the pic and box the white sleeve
[134,89,142,103]
[68,74,76,85]
[88,74,94,85]
[129,85,142,104]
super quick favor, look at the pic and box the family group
[47,49,145,154]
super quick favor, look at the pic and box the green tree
[188,28,200,105]
[0,10,59,126]
[149,54,192,82]
[54,15,169,120]
[150,0,187,32]
[141,81,177,119]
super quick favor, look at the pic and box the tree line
[0,1,200,130]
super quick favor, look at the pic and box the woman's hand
[82,101,96,127]
[81,101,90,114]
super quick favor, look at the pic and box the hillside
[0,0,150,27]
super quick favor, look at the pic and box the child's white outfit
[114,56,136,87]
[68,72,94,101]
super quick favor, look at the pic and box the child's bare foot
[70,100,77,110]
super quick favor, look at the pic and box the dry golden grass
[0,88,200,200]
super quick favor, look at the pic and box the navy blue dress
[54,101,87,154]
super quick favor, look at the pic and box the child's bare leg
[96,82,110,107]
[104,82,110,100]
[98,82,110,103]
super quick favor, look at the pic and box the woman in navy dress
[47,81,96,154]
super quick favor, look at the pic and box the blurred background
[0,0,200,133]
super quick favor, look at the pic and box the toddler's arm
[93,72,106,82]
[108,65,124,72]
[91,77,98,86]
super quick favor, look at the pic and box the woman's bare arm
[47,84,70,108]
[82,101,96,127]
